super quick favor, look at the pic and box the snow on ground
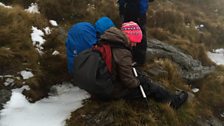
[52,50,60,56]
[31,26,46,54]
[25,3,40,14]
[20,70,34,80]
[0,83,90,126]
[0,2,12,8]
[44,27,51,35]
[49,20,58,27]
[207,48,224,65]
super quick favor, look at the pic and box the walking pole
[132,67,149,106]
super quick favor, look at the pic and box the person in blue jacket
[118,0,154,65]
[66,17,115,74]
[66,22,97,74]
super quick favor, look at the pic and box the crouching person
[74,21,188,109]
[66,22,97,74]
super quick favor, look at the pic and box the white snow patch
[207,49,224,65]
[13,85,30,93]
[0,2,12,8]
[49,20,58,27]
[0,83,90,126]
[4,75,14,78]
[20,70,34,80]
[4,78,14,86]
[192,88,199,93]
[195,24,204,31]
[200,24,204,28]
[44,27,51,35]
[52,50,60,55]
[25,3,40,14]
[31,26,46,54]
[213,48,224,54]
[221,112,224,118]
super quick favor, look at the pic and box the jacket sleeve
[113,48,140,88]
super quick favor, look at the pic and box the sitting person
[65,22,97,74]
[100,21,188,109]
[66,17,115,75]
[73,20,188,109]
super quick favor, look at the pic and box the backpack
[73,44,115,99]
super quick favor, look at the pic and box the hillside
[0,0,224,126]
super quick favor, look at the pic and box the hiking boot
[170,91,188,109]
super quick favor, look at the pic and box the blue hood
[95,16,115,37]
[66,22,97,74]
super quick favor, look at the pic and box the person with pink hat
[121,21,143,46]
[118,0,155,66]
[88,21,188,109]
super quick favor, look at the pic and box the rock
[196,117,224,126]
[146,66,168,77]
[0,89,11,110]
[146,39,215,81]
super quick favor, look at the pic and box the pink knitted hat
[121,21,142,43]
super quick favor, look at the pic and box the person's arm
[113,48,140,88]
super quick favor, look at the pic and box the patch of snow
[13,85,30,93]
[207,49,224,65]
[4,75,14,78]
[20,70,34,80]
[195,24,204,31]
[192,88,199,93]
[25,3,40,14]
[221,112,224,118]
[52,50,60,55]
[213,48,224,54]
[0,83,90,126]
[44,27,51,35]
[4,78,14,86]
[0,2,12,8]
[31,26,46,54]
[49,20,58,27]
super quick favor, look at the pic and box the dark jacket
[100,27,140,98]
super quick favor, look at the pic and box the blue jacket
[66,22,97,74]
[140,0,149,15]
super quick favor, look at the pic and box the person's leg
[132,15,147,65]
[123,77,188,109]
[123,79,172,103]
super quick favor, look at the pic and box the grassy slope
[0,0,224,125]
